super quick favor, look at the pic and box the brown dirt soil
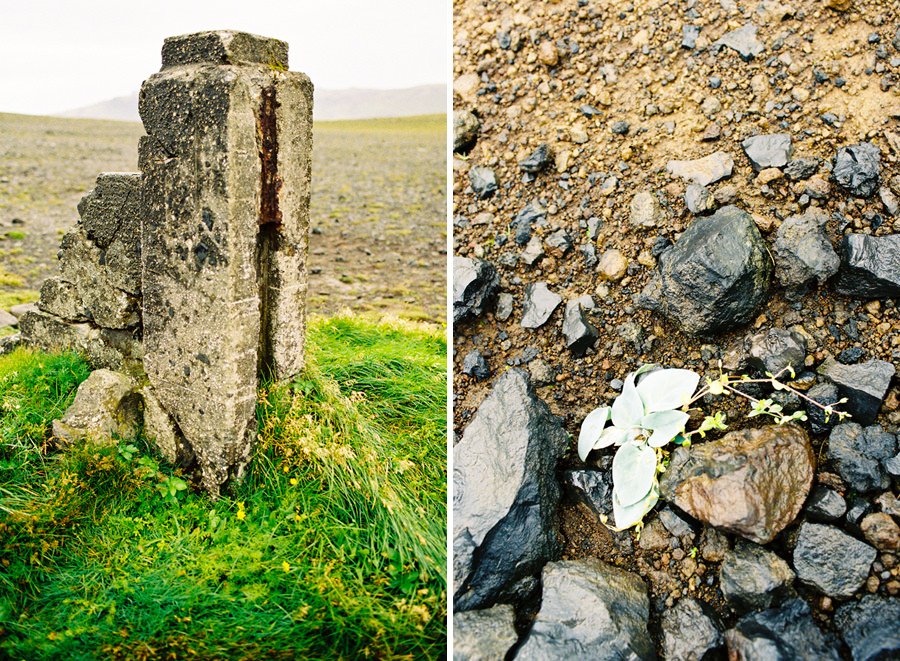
[453,0,900,652]
[0,112,446,324]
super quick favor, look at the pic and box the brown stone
[861,513,900,551]
[660,425,815,544]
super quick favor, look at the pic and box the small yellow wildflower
[282,561,291,573]
[236,501,246,521]
[289,477,298,486]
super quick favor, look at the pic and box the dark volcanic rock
[520,282,562,329]
[793,522,876,598]
[462,350,490,381]
[453,604,518,661]
[747,327,807,375]
[639,205,771,336]
[519,143,551,173]
[833,142,881,198]
[453,257,499,324]
[453,369,568,611]
[660,597,723,661]
[834,233,900,299]
[562,464,613,520]
[515,559,654,660]
[784,157,820,180]
[725,599,840,661]
[512,202,546,246]
[772,208,840,298]
[835,595,900,661]
[827,423,896,493]
[469,165,498,199]
[453,110,480,154]
[742,133,793,171]
[720,541,795,612]
[562,296,598,356]
[804,486,847,522]
[659,425,814,544]
[714,24,765,61]
[806,381,841,435]
[817,358,895,425]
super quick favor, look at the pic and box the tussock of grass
[0,315,447,659]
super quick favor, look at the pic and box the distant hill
[58,84,446,123]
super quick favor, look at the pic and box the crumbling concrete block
[52,369,141,445]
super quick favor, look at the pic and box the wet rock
[804,486,847,522]
[630,190,663,227]
[661,598,722,660]
[835,595,900,661]
[720,541,795,612]
[453,369,568,611]
[513,202,546,246]
[453,605,518,661]
[772,208,840,298]
[495,292,514,321]
[834,142,881,198]
[793,522,876,597]
[684,183,715,214]
[52,369,140,445]
[562,466,613,520]
[784,157,820,181]
[817,358,895,425]
[714,24,765,61]
[742,133,793,171]
[666,151,734,187]
[463,350,490,381]
[725,599,839,660]
[747,327,807,375]
[562,296,598,356]
[453,257,499,324]
[806,382,841,435]
[453,110,480,154]
[861,512,900,551]
[659,425,814,544]
[834,234,900,299]
[520,282,562,329]
[597,249,628,282]
[519,143,551,173]
[469,166,498,199]
[639,206,771,336]
[827,423,896,493]
[515,559,654,660]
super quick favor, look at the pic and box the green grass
[0,314,447,659]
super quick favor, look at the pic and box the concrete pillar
[138,30,312,494]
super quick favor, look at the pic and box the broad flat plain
[0,112,446,323]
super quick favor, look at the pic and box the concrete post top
[161,30,289,70]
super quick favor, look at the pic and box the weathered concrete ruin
[21,31,313,495]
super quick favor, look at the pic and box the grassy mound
[0,315,447,659]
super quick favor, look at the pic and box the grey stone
[515,559,655,660]
[793,522,876,597]
[827,423,896,493]
[453,257,499,324]
[161,30,288,69]
[462,350,490,381]
[666,151,734,187]
[639,205,771,336]
[562,296,597,356]
[661,598,723,661]
[0,309,17,329]
[562,465,613,520]
[37,277,89,322]
[545,229,572,257]
[8,302,37,319]
[682,25,701,49]
[468,166,498,199]
[880,186,899,217]
[834,142,881,198]
[76,172,141,250]
[454,369,568,611]
[742,133,793,171]
[720,541,795,612]
[806,381,841,435]
[52,369,140,445]
[659,425,814,544]
[141,386,191,465]
[817,358,895,425]
[804,486,847,522]
[747,327,807,375]
[772,208,840,298]
[453,605,518,661]
[725,599,839,661]
[512,202,545,246]
[835,595,900,661]
[453,110,480,154]
[834,233,900,299]
[520,236,544,266]
[658,507,695,540]
[521,282,562,329]
[495,292,514,321]
[630,190,663,227]
[527,359,555,387]
[519,143,551,173]
[784,157,820,181]
[684,183,715,214]
[714,24,764,61]
[0,333,21,356]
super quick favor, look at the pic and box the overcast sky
[0,0,447,116]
